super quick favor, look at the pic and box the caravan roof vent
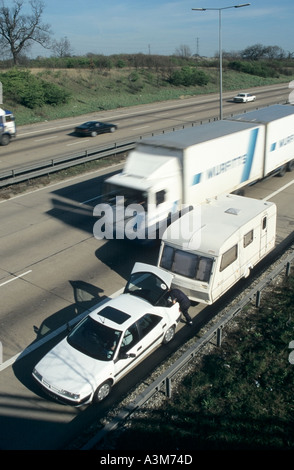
[225,207,240,216]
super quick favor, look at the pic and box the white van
[158,194,276,304]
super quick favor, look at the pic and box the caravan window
[262,217,267,230]
[160,245,213,283]
[220,245,238,272]
[243,230,253,248]
[156,190,166,206]
[173,250,198,278]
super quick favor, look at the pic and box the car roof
[89,293,160,330]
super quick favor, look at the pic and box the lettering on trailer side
[191,128,259,186]
[270,133,294,152]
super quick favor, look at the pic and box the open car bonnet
[131,262,174,288]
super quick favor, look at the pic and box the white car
[32,263,181,406]
[233,92,256,103]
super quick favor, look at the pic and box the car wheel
[93,380,112,403]
[110,127,116,132]
[91,131,97,137]
[163,326,175,344]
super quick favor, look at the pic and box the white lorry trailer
[230,104,294,175]
[100,105,294,240]
[0,108,16,145]
[157,193,277,304]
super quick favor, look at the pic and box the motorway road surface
[0,88,293,449]
[0,167,293,450]
[0,83,289,173]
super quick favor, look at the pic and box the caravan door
[259,215,268,257]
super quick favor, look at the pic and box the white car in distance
[32,263,181,406]
[233,92,256,103]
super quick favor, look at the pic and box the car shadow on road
[12,279,109,394]
[95,238,160,281]
[32,280,107,339]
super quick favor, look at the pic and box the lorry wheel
[0,134,10,146]
[93,380,112,402]
[163,326,175,344]
[287,160,294,172]
[278,165,286,177]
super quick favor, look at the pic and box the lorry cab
[158,194,276,304]
[0,108,16,145]
[101,147,182,241]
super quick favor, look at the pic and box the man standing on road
[169,288,193,325]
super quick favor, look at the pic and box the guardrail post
[286,261,291,277]
[216,326,222,347]
[256,290,261,308]
[165,377,172,398]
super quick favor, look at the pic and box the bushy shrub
[169,67,209,86]
[228,60,279,78]
[0,69,71,108]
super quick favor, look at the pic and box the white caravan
[157,194,276,304]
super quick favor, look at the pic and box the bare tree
[241,44,266,61]
[0,0,52,65]
[51,36,73,58]
[174,45,192,58]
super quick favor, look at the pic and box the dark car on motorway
[75,121,117,137]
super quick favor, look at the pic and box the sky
[27,0,294,58]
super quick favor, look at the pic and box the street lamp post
[192,4,250,120]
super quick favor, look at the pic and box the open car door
[124,262,174,306]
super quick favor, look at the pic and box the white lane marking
[263,178,294,201]
[34,136,57,142]
[81,195,103,205]
[18,123,76,137]
[67,139,89,146]
[0,270,32,288]
[132,125,150,130]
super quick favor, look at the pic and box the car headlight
[33,368,42,382]
[59,389,80,400]
[33,368,80,401]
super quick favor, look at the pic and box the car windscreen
[67,316,122,361]
[124,271,169,306]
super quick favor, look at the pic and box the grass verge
[6,68,294,126]
[115,273,294,451]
